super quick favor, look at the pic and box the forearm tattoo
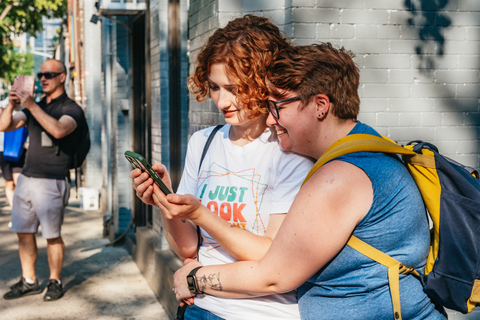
[198,272,223,292]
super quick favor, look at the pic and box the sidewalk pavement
[0,176,171,320]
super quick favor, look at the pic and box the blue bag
[3,127,28,162]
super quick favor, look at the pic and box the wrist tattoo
[198,272,223,292]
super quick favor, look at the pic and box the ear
[60,73,67,85]
[313,94,330,119]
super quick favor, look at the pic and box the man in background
[0,59,84,301]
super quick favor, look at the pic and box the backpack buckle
[399,263,419,276]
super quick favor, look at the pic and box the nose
[266,112,278,127]
[216,89,233,109]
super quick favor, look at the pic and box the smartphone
[12,75,35,96]
[124,151,171,195]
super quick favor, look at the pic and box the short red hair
[267,43,360,120]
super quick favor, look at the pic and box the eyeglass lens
[267,97,302,120]
[267,100,279,119]
[37,72,62,80]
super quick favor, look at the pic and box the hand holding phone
[125,151,172,195]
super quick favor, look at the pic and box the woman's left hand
[173,259,203,301]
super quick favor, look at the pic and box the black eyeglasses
[37,72,63,80]
[267,96,302,120]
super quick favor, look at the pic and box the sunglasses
[267,96,302,120]
[37,72,63,80]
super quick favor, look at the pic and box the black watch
[186,266,203,295]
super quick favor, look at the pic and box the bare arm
[16,92,77,139]
[134,160,286,261]
[190,210,285,261]
[0,93,27,131]
[22,97,77,139]
[155,189,285,261]
[173,160,374,299]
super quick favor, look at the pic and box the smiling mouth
[277,128,287,135]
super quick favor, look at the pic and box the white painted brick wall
[289,1,480,169]
[188,0,480,172]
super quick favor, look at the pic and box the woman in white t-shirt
[131,15,313,320]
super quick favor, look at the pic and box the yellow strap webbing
[302,134,416,188]
[468,280,480,312]
[348,236,419,320]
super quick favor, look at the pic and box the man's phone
[12,75,35,96]
[125,151,172,195]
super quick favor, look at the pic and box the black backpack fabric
[71,109,90,170]
[62,98,91,169]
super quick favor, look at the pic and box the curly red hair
[188,14,290,118]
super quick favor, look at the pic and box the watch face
[186,267,202,294]
[187,276,195,288]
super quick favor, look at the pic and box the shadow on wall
[405,0,451,73]
[405,0,480,170]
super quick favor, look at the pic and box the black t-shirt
[22,93,84,179]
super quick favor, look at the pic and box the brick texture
[184,0,480,170]
[282,1,480,170]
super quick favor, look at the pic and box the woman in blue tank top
[166,43,447,319]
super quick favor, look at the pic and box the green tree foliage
[4,49,35,84]
[0,0,66,83]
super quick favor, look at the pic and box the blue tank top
[298,122,446,320]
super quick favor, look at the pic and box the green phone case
[124,150,171,195]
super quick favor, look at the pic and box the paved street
[0,175,170,320]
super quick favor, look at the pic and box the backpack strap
[60,97,80,196]
[302,133,421,320]
[302,134,416,188]
[194,124,224,252]
[348,236,419,320]
[198,124,223,174]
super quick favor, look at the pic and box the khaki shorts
[11,174,70,239]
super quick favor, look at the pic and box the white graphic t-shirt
[177,125,313,320]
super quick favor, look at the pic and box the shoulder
[63,97,82,112]
[300,159,373,223]
[304,159,373,201]
[189,125,227,144]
